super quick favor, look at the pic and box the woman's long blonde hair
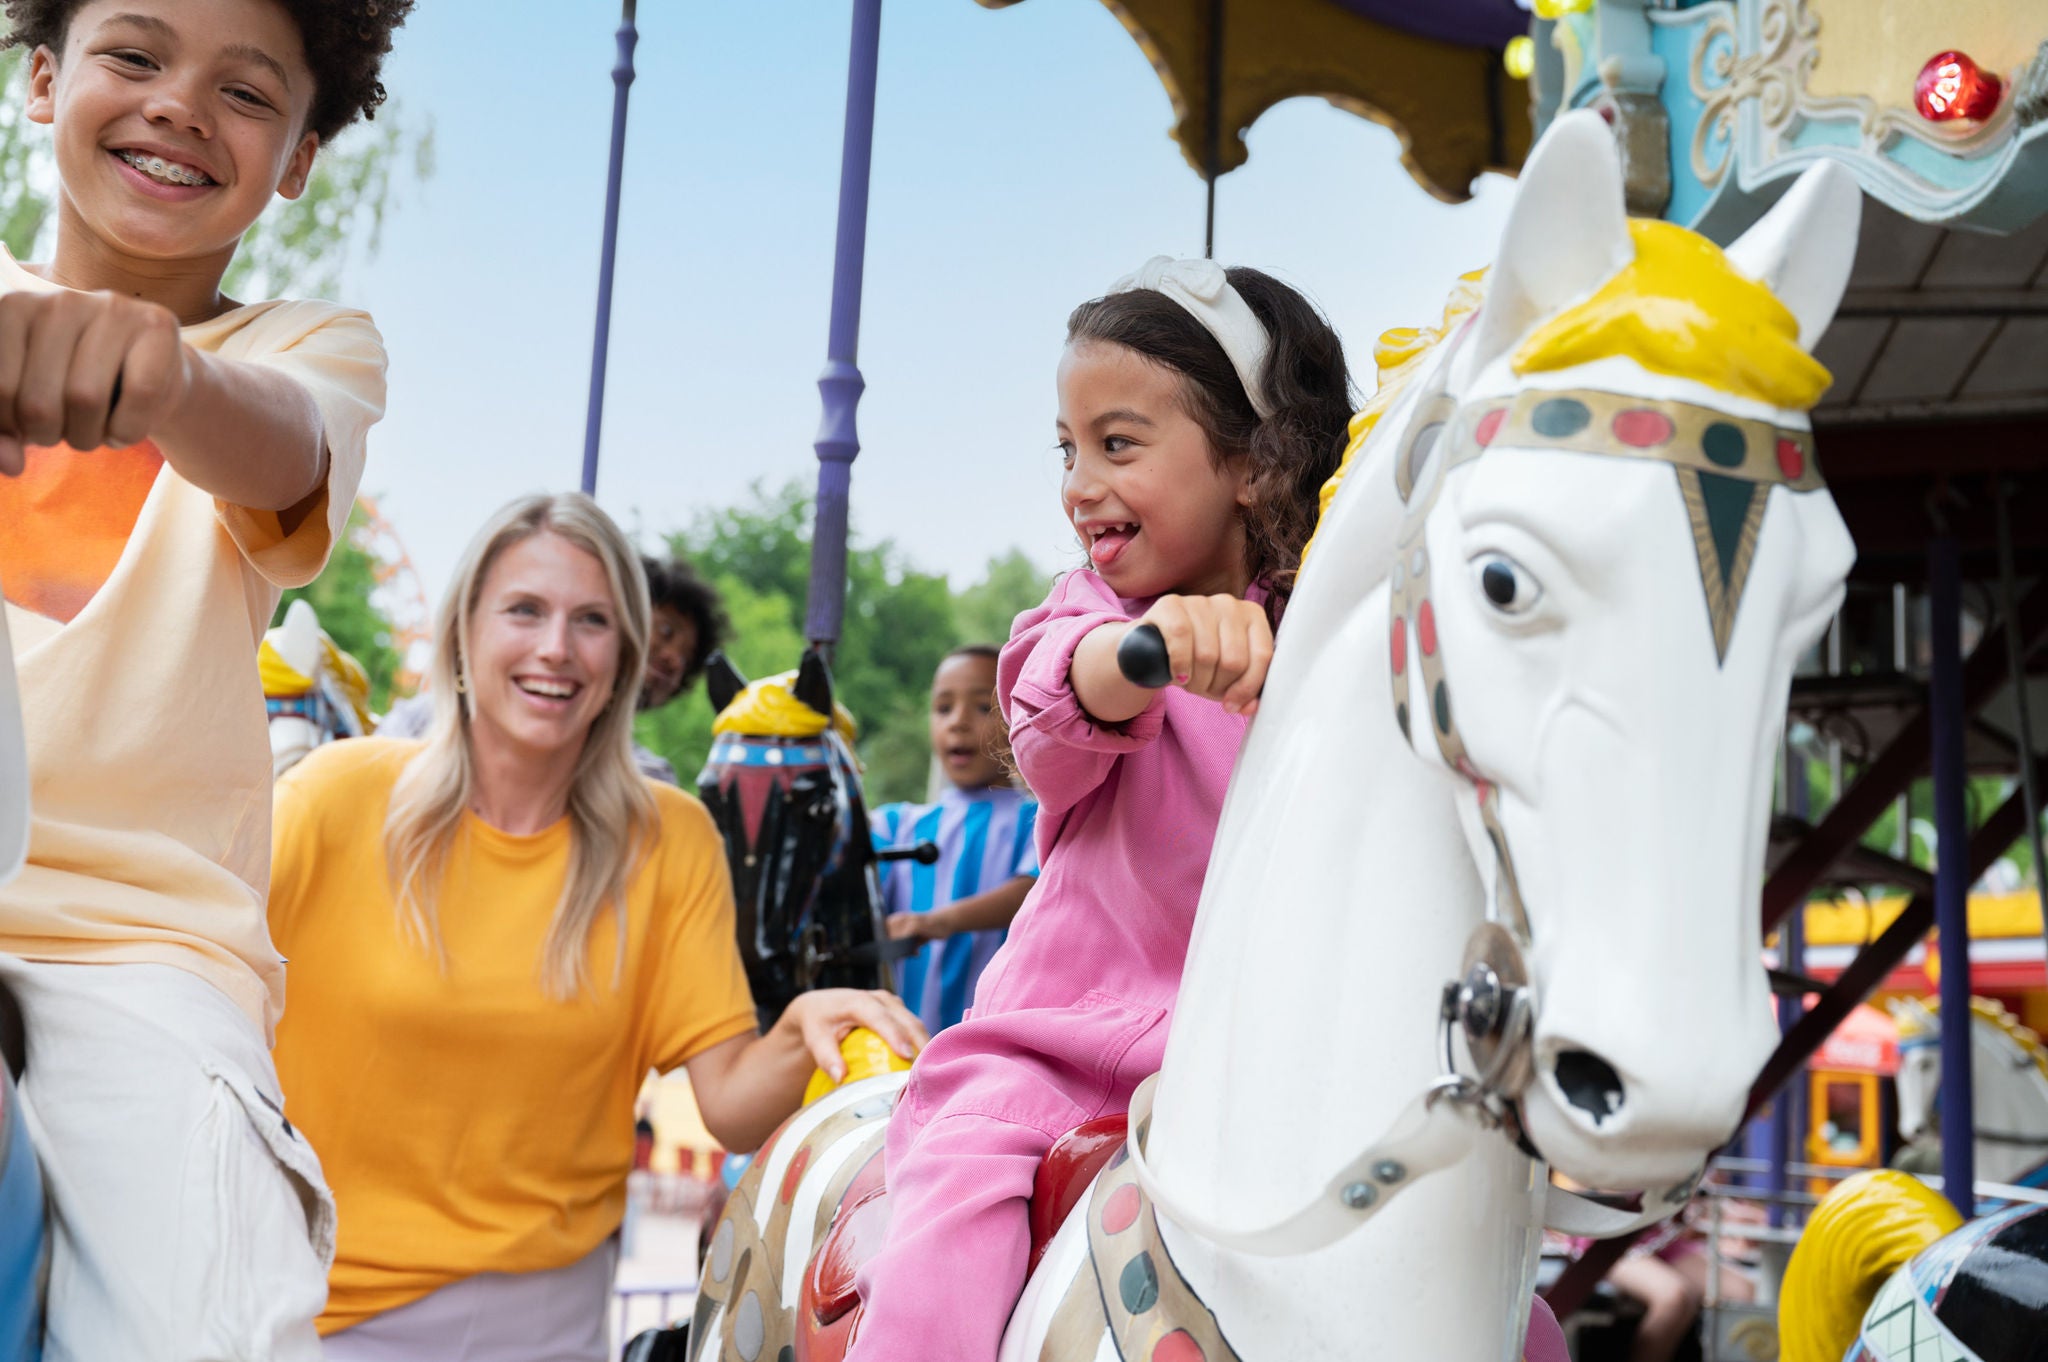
[383,493,660,998]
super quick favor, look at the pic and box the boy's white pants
[0,955,334,1362]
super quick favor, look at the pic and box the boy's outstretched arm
[0,290,324,512]
[154,346,326,513]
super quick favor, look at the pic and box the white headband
[1108,255,1275,420]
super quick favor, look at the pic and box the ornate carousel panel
[1533,1,2048,235]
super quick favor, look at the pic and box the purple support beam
[1761,579,2048,935]
[804,0,885,652]
[580,1,640,497]
[1928,532,1976,1213]
[1769,758,1809,1228]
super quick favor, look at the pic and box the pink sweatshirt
[844,570,1249,1362]
[976,567,1253,1020]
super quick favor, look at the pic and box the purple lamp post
[580,0,639,496]
[804,0,885,656]
[1928,530,1976,1213]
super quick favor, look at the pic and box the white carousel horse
[1891,996,2048,1187]
[1779,1168,2048,1362]
[688,112,1862,1362]
[260,598,373,777]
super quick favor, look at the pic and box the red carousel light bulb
[1914,50,2002,122]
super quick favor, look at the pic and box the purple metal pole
[1929,531,1977,1214]
[580,0,639,497]
[804,0,884,652]
[1768,757,1808,1226]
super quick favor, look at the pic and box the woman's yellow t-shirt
[268,737,757,1334]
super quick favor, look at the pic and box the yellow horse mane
[710,670,860,744]
[257,629,374,733]
[1301,269,1487,564]
[1901,996,2048,1086]
[1515,219,1831,411]
[1302,219,1831,563]
[1779,1170,1962,1362]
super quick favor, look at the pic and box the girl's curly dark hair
[3,0,414,144]
[1066,266,1357,616]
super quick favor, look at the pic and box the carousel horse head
[1311,112,1861,1189]
[1889,995,2048,1181]
[1781,1169,2048,1362]
[696,648,888,1026]
[1892,995,1945,1142]
[261,598,373,777]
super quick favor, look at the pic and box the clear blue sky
[348,2,1518,608]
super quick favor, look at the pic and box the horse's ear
[1724,160,1862,350]
[793,649,835,719]
[1468,111,1633,377]
[274,598,324,677]
[704,652,747,715]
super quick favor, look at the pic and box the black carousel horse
[695,648,931,1028]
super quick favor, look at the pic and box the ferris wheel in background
[351,495,433,696]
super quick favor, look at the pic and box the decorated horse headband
[1389,376,1825,936]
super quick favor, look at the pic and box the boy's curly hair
[3,0,414,144]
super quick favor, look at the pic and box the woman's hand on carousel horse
[0,289,324,509]
[683,989,929,1152]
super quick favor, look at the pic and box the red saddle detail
[797,1150,889,1362]
[793,1115,1129,1361]
[1026,1115,1127,1277]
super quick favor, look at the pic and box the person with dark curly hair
[0,2,408,1358]
[638,552,728,712]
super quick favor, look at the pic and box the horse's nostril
[1554,1050,1626,1126]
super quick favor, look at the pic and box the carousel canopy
[975,0,1534,203]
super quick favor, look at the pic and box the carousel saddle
[797,1115,1127,1361]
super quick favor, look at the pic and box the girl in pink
[845,258,1357,1360]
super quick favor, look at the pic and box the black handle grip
[1117,623,1173,689]
[875,840,940,865]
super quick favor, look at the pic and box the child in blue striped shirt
[871,645,1039,1032]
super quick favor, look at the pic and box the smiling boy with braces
[0,1,411,1357]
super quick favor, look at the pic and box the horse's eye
[1473,553,1541,615]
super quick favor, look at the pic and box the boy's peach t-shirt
[266,738,759,1333]
[0,246,387,1036]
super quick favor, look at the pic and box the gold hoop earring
[454,674,468,695]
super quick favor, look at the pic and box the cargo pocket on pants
[174,1061,335,1361]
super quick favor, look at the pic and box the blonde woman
[268,493,924,1360]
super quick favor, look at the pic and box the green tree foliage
[636,482,1053,805]
[955,548,1057,648]
[275,506,403,710]
[225,116,435,303]
[0,51,47,260]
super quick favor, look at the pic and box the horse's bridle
[1394,377,1820,1138]
[1122,373,1826,1257]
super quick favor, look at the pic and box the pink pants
[847,992,1171,1362]
[845,993,1573,1362]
